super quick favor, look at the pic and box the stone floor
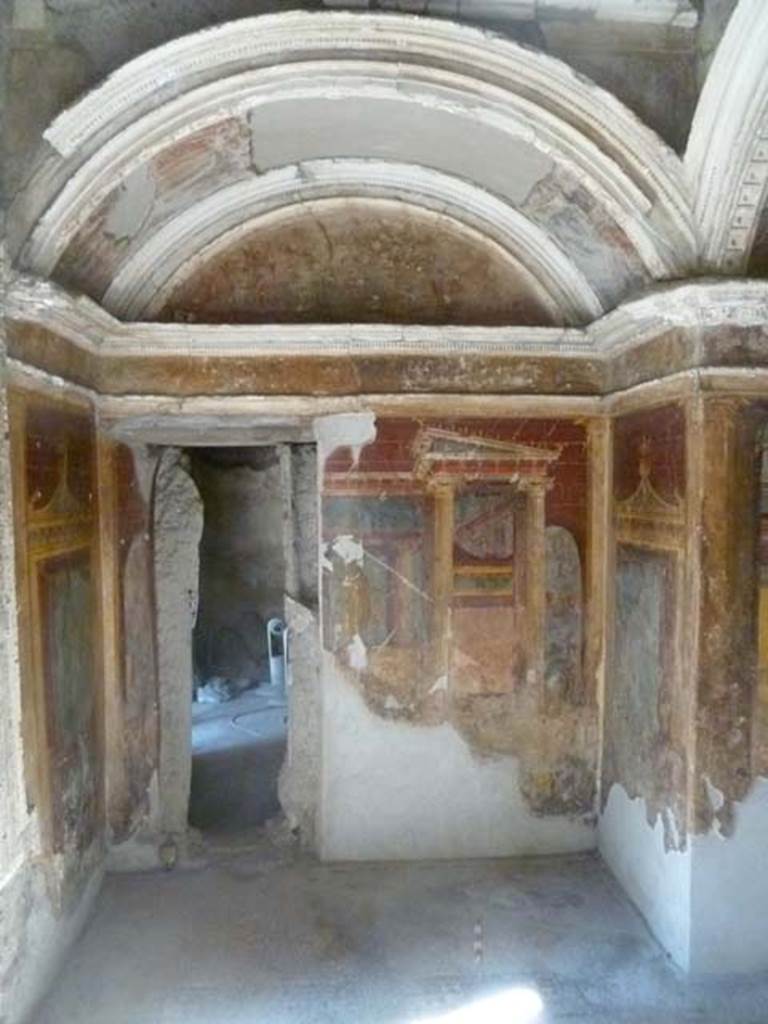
[31,842,768,1024]
[189,685,287,833]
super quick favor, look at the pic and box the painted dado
[3,8,768,1020]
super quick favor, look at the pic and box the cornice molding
[686,0,768,272]
[4,276,768,361]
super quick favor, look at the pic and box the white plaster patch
[662,806,682,851]
[321,654,595,861]
[105,165,156,243]
[703,775,726,836]
[314,411,376,468]
[347,633,367,671]
[247,94,553,208]
[690,776,768,974]
[428,675,448,695]
[599,783,691,971]
[330,534,365,566]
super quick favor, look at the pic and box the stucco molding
[5,275,768,360]
[321,1,698,28]
[12,12,695,296]
[686,0,768,272]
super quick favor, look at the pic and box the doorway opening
[182,444,315,837]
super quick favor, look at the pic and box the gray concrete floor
[31,842,768,1024]
[189,686,287,833]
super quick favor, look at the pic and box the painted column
[430,478,454,678]
[522,478,547,691]
[587,418,611,719]
[95,437,124,844]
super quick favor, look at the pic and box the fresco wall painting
[756,425,768,773]
[322,417,596,820]
[10,390,103,901]
[605,403,687,848]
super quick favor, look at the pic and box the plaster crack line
[363,548,433,603]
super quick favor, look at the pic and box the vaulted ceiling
[5,2,768,329]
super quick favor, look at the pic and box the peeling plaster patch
[429,675,448,695]
[663,806,683,851]
[314,412,376,468]
[104,166,156,243]
[321,545,334,574]
[321,652,595,861]
[330,534,365,566]
[703,775,726,837]
[347,633,368,670]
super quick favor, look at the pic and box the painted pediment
[412,427,561,472]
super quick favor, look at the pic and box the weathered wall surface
[680,393,768,973]
[319,414,599,859]
[599,387,768,974]
[158,201,556,327]
[1,382,106,1023]
[290,445,319,610]
[190,447,286,682]
[755,412,768,775]
[152,449,203,846]
[0,0,703,237]
[599,400,691,965]
[603,402,688,845]
[279,595,321,847]
[694,396,760,832]
[9,386,104,901]
[99,440,159,846]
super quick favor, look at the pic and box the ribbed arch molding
[686,0,768,273]
[9,11,698,322]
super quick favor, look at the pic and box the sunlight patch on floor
[409,987,544,1024]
